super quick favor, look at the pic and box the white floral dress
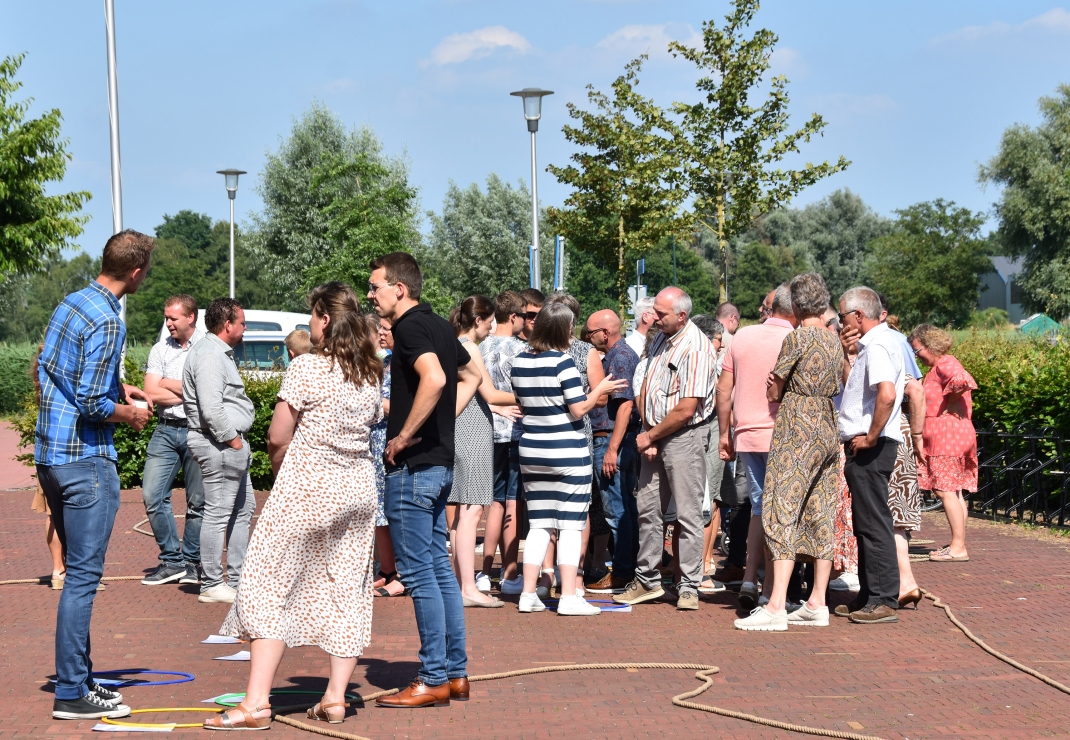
[221,353,381,658]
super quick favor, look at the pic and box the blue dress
[370,352,391,527]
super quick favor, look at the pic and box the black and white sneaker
[52,692,131,719]
[141,563,185,585]
[89,681,123,705]
[179,563,201,585]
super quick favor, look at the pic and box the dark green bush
[0,343,38,414]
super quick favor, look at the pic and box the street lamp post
[217,169,246,299]
[510,88,553,290]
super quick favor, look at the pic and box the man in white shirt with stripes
[139,295,205,587]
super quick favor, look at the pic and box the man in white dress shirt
[625,296,657,356]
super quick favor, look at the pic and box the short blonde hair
[909,323,953,355]
[285,328,312,357]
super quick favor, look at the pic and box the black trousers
[843,438,900,609]
[727,458,751,569]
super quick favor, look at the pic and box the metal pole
[104,0,124,321]
[229,197,235,299]
[529,130,541,290]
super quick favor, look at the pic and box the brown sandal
[204,703,272,731]
[306,701,346,724]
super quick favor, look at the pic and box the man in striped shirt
[614,287,715,611]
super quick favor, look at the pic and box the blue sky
[4,1,1070,257]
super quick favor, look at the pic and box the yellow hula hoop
[100,707,223,729]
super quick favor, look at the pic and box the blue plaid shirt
[35,281,125,466]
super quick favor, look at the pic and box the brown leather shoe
[375,679,450,708]
[848,604,898,624]
[448,677,469,701]
[712,563,745,585]
[586,572,630,594]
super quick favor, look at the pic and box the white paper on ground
[214,650,251,661]
[93,723,174,732]
[544,599,632,613]
[201,635,242,644]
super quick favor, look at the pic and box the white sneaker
[557,594,600,616]
[474,571,492,593]
[198,584,236,603]
[734,606,788,631]
[499,575,524,595]
[786,603,830,626]
[829,572,860,592]
[518,592,546,613]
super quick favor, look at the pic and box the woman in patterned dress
[511,302,628,616]
[736,273,842,631]
[206,282,382,731]
[367,315,405,597]
[909,324,978,562]
[448,296,519,607]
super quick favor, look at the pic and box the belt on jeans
[157,417,188,428]
[592,431,611,438]
[189,428,246,441]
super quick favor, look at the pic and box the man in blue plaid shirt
[36,230,155,721]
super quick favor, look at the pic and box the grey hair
[633,296,655,316]
[672,291,693,317]
[789,272,831,320]
[771,282,793,318]
[840,286,882,320]
[691,314,724,342]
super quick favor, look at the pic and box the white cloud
[596,23,701,56]
[930,7,1070,45]
[429,26,531,65]
[770,47,806,76]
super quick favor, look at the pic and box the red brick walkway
[2,480,1069,739]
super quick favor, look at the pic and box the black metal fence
[969,423,1070,527]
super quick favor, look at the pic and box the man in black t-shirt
[367,252,481,709]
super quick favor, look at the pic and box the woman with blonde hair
[206,282,383,730]
[909,324,978,562]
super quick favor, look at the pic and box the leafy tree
[249,103,419,309]
[547,56,686,316]
[0,54,90,280]
[0,253,98,341]
[863,200,992,328]
[730,240,806,319]
[979,84,1070,316]
[668,0,849,301]
[419,174,553,302]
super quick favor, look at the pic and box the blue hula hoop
[92,669,195,687]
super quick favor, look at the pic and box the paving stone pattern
[2,486,1069,739]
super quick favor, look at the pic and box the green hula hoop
[215,689,359,707]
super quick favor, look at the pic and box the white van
[157,309,311,372]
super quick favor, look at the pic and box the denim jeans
[37,457,121,701]
[592,432,639,576]
[384,463,467,686]
[492,441,522,503]
[141,423,205,568]
[186,430,255,591]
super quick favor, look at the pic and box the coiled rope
[272,663,885,740]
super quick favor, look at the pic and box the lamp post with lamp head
[509,88,553,290]
[217,169,246,299]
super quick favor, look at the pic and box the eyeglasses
[838,310,859,324]
[368,282,397,294]
[824,316,838,328]
[759,304,771,315]
[524,311,540,321]
[912,347,922,357]
[587,327,609,339]
[377,326,392,334]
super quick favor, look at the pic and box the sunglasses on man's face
[524,311,540,321]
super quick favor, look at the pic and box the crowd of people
[33,230,980,726]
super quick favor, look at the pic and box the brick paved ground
[3,463,1070,738]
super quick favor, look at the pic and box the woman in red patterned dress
[909,324,978,562]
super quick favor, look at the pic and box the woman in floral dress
[206,282,383,730]
[909,324,978,562]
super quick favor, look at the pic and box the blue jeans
[384,463,467,686]
[37,457,121,700]
[492,441,522,503]
[592,433,639,576]
[141,423,205,568]
[738,451,769,516]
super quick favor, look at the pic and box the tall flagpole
[104,0,124,323]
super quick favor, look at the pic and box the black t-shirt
[387,303,470,469]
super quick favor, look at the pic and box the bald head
[586,309,622,351]
[653,287,692,336]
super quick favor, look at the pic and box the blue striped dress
[511,350,591,531]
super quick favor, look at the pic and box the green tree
[0,54,90,280]
[419,174,552,301]
[863,200,992,328]
[0,253,98,342]
[547,56,686,316]
[730,240,806,319]
[249,103,419,309]
[669,0,849,301]
[979,84,1070,316]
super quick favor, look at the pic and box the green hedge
[0,343,37,414]
[11,355,282,490]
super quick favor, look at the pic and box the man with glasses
[584,310,641,594]
[518,288,544,342]
[625,296,657,356]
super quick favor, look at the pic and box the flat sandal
[204,703,272,731]
[307,700,346,724]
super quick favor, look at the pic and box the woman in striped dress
[511,302,628,616]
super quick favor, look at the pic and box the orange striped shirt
[643,320,716,426]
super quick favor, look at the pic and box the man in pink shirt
[716,283,796,610]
